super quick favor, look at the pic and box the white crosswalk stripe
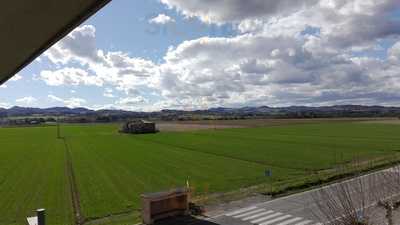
[233,208,266,218]
[242,210,274,221]
[259,214,292,225]
[275,217,303,225]
[294,220,313,225]
[224,206,322,225]
[251,212,283,223]
[225,206,258,216]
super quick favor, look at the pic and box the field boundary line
[199,129,400,144]
[137,137,308,171]
[83,209,142,225]
[62,137,85,225]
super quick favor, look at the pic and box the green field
[0,127,73,225]
[1,122,400,225]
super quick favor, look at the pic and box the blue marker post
[265,169,272,195]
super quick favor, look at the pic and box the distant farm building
[120,120,157,134]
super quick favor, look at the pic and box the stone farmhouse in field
[120,120,157,134]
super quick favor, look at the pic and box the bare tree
[312,165,400,225]
[373,166,400,225]
[312,176,374,225]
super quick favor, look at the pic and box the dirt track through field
[62,137,84,225]
[156,123,244,132]
[359,120,400,125]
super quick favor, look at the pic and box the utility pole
[57,116,61,139]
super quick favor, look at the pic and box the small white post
[37,209,45,225]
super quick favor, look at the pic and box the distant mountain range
[1,105,400,119]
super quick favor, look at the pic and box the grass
[138,123,400,170]
[0,127,73,225]
[65,125,297,219]
[1,121,400,225]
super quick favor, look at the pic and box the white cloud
[116,96,148,105]
[103,88,115,98]
[149,14,175,24]
[43,26,158,95]
[44,25,103,65]
[151,30,400,107]
[161,0,400,49]
[48,94,64,102]
[64,98,87,108]
[0,84,7,89]
[106,96,152,111]
[160,0,318,24]
[0,102,10,108]
[39,1,400,110]
[16,96,37,105]
[35,57,42,63]
[48,95,87,108]
[148,0,400,108]
[10,74,22,82]
[389,41,400,61]
[40,67,103,86]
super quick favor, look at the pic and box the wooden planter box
[141,188,190,224]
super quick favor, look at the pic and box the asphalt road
[201,168,400,225]
[208,190,323,225]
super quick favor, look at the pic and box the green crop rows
[0,127,72,225]
[1,122,400,225]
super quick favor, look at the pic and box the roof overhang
[0,0,111,85]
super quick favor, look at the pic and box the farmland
[1,120,400,225]
[0,127,73,225]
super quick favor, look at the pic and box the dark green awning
[0,0,111,85]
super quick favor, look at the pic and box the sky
[1,0,400,111]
